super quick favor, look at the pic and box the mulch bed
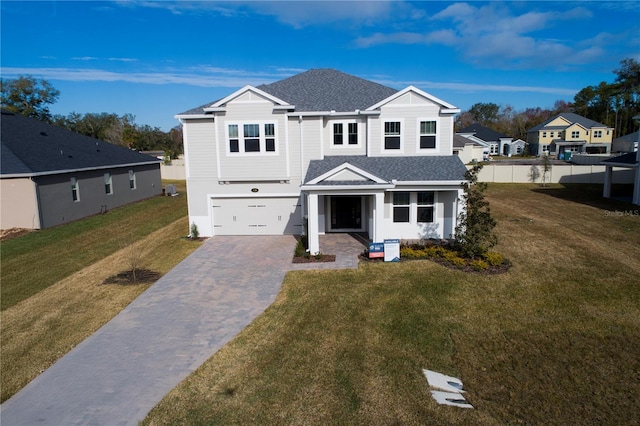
[292,254,336,263]
[359,254,511,274]
[100,269,162,285]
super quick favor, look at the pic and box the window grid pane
[244,124,260,138]
[418,192,434,205]
[385,122,400,135]
[348,123,358,144]
[420,121,436,134]
[333,123,343,145]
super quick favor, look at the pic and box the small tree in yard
[455,163,498,258]
[541,154,552,187]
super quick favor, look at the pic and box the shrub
[470,258,489,271]
[294,238,306,257]
[483,251,504,266]
[190,222,199,239]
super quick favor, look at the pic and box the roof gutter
[1,160,161,179]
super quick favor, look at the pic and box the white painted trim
[366,86,459,111]
[307,163,388,185]
[301,184,394,191]
[211,85,291,108]
[209,193,301,199]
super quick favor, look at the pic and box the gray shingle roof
[601,152,638,166]
[179,69,399,115]
[1,111,160,176]
[453,134,483,148]
[304,155,467,184]
[458,123,509,141]
[528,112,609,132]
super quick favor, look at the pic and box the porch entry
[330,196,363,231]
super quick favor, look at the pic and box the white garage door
[211,197,302,235]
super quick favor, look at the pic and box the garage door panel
[212,197,302,235]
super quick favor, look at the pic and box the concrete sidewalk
[1,234,366,425]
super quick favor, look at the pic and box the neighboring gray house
[176,69,467,254]
[612,130,639,154]
[452,134,485,164]
[457,123,515,157]
[1,110,162,230]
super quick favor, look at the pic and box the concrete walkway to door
[0,234,366,426]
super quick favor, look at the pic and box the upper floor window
[594,130,602,138]
[129,170,136,190]
[71,177,80,202]
[419,121,437,149]
[384,121,401,150]
[332,122,359,146]
[542,132,547,138]
[550,131,554,138]
[227,122,277,154]
[104,173,113,195]
[571,130,580,139]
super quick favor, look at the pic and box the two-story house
[526,112,614,158]
[176,69,467,254]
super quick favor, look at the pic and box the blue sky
[2,1,639,131]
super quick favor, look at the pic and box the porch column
[603,166,612,199]
[308,193,320,254]
[372,192,385,242]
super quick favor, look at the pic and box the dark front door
[331,196,362,230]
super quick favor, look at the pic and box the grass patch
[1,181,202,402]
[0,181,187,311]
[143,183,640,425]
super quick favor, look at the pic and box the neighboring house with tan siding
[0,111,162,230]
[527,112,614,158]
[176,69,467,254]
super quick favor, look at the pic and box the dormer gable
[205,85,294,112]
[307,162,389,185]
[366,86,460,114]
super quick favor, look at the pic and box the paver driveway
[1,236,301,426]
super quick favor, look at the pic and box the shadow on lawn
[531,183,635,211]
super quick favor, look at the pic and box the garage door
[211,197,302,235]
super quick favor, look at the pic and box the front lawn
[143,184,640,425]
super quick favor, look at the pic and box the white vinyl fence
[477,164,635,184]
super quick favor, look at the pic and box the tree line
[455,58,639,141]
[0,76,183,158]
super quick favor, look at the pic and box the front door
[331,196,362,230]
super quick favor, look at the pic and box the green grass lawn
[1,181,202,402]
[1,181,188,311]
[143,184,640,425]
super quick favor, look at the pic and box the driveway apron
[1,235,299,426]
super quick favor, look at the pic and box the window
[348,123,358,145]
[571,130,580,139]
[419,121,437,149]
[490,144,499,155]
[243,124,260,152]
[229,124,239,152]
[393,192,410,223]
[332,122,359,146]
[333,123,344,145]
[71,177,79,202]
[594,130,602,138]
[384,121,401,150]
[417,192,434,223]
[549,131,554,138]
[265,124,276,152]
[129,170,136,190]
[104,173,113,195]
[542,132,547,138]
[227,122,277,154]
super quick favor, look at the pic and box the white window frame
[104,173,113,195]
[382,119,404,153]
[225,121,279,155]
[71,177,80,202]
[490,143,499,155]
[571,130,580,139]
[417,191,435,223]
[392,192,410,223]
[417,119,438,151]
[331,120,360,148]
[594,130,602,138]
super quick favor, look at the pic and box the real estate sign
[384,239,400,262]
[368,242,384,259]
